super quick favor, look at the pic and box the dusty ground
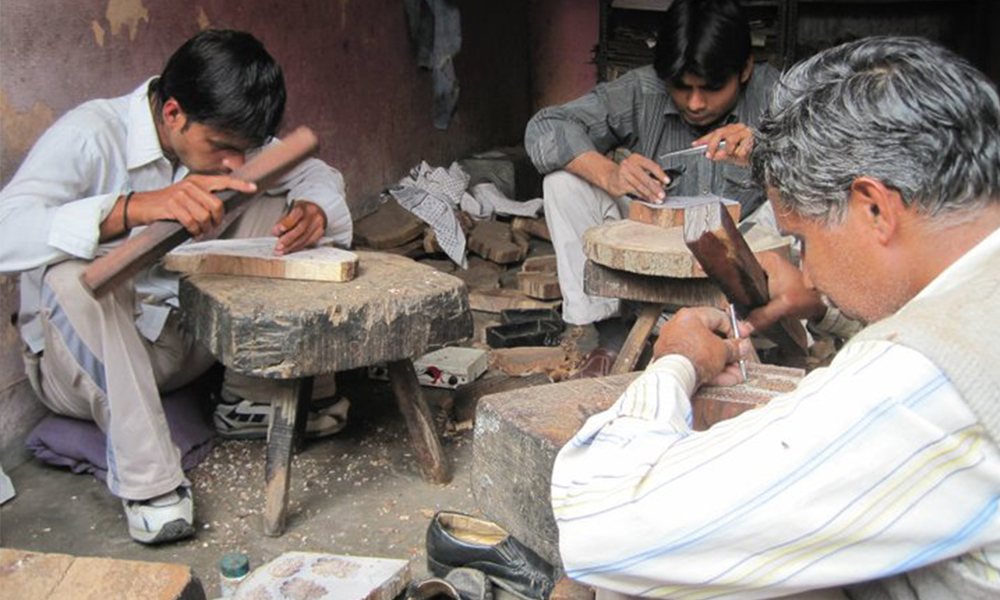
[0,371,483,597]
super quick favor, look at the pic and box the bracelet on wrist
[123,191,135,230]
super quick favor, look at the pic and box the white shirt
[0,79,353,352]
[551,229,1000,599]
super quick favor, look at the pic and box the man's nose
[688,89,707,112]
[221,153,245,173]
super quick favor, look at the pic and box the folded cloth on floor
[25,386,215,482]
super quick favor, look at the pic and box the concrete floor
[0,370,483,597]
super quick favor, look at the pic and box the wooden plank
[468,220,530,264]
[163,238,358,282]
[81,127,319,297]
[521,254,557,272]
[388,358,451,483]
[684,202,808,355]
[516,271,561,300]
[468,288,561,314]
[628,196,740,228]
[353,198,424,249]
[512,216,551,241]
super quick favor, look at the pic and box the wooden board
[517,271,561,300]
[468,220,530,264]
[583,219,790,278]
[353,198,425,249]
[512,216,551,241]
[629,196,740,228]
[469,288,560,314]
[164,238,358,282]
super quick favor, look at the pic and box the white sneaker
[122,486,195,544]
[213,396,350,440]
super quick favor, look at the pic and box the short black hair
[151,29,286,145]
[653,0,752,87]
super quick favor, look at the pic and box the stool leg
[611,303,662,375]
[387,358,451,483]
[263,378,307,536]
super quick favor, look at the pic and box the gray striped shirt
[524,63,780,213]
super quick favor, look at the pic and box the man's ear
[161,98,186,131]
[740,57,754,85]
[848,177,905,245]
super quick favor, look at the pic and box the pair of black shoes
[425,511,556,600]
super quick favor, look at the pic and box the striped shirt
[524,64,779,212]
[551,233,1000,598]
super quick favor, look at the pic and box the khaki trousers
[28,195,333,500]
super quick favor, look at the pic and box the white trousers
[28,196,333,500]
[543,171,630,325]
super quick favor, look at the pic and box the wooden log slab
[683,202,808,355]
[583,219,789,278]
[516,271,561,300]
[178,251,471,378]
[512,216,551,241]
[583,260,727,308]
[472,363,803,568]
[628,196,740,229]
[164,238,358,283]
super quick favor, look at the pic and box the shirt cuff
[48,193,119,259]
[646,354,698,397]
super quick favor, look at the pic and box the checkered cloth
[389,161,471,268]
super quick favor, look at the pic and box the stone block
[472,364,803,567]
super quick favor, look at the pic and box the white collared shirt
[0,79,352,351]
[551,228,1000,598]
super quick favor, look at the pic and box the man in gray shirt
[524,0,778,361]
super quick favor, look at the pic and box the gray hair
[751,36,1000,225]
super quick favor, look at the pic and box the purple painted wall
[528,0,599,111]
[0,0,532,217]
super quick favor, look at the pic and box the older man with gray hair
[550,36,1000,599]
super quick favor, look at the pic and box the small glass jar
[218,552,250,597]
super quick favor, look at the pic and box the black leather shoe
[426,511,555,600]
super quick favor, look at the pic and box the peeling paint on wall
[196,6,211,31]
[91,21,107,47]
[0,91,55,169]
[106,0,149,41]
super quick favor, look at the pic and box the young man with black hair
[0,29,352,544]
[524,0,778,364]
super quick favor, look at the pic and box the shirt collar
[126,77,167,171]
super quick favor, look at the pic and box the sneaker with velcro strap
[213,395,350,440]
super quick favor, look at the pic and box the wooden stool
[178,251,472,536]
[582,220,790,373]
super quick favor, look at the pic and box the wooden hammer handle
[81,127,319,297]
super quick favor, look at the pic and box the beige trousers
[28,195,333,500]
[542,171,630,325]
